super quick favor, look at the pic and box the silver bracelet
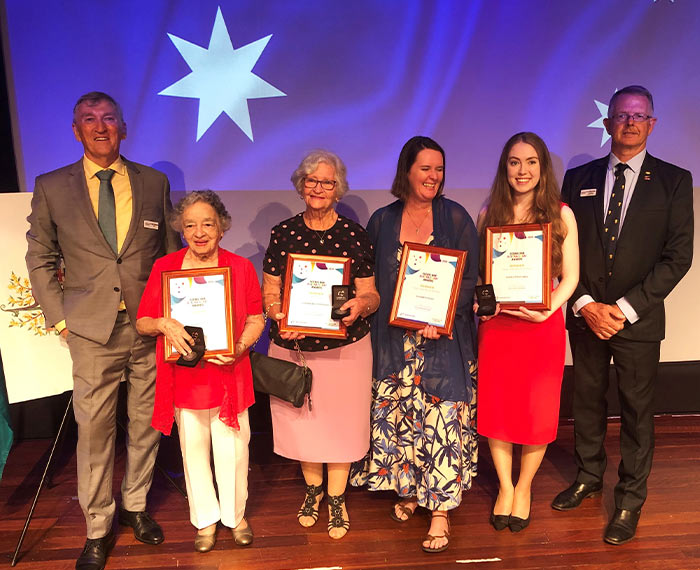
[264,301,281,319]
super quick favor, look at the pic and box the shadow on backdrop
[151,161,186,192]
[567,154,596,170]
[337,194,370,226]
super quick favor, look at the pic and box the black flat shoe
[509,490,532,532]
[508,513,530,533]
[603,508,640,545]
[489,511,509,531]
[551,481,603,511]
[118,508,164,545]
[75,531,115,570]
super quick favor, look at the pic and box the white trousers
[174,407,250,529]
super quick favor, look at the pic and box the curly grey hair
[291,150,349,199]
[170,190,232,233]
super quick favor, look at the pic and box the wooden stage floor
[1,415,699,570]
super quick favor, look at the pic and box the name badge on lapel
[144,220,159,230]
[580,188,597,197]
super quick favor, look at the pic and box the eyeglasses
[304,177,337,191]
[610,112,654,123]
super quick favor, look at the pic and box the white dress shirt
[572,149,647,324]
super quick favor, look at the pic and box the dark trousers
[569,329,660,512]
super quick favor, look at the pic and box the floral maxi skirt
[350,332,478,511]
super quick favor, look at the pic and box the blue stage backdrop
[2,0,698,193]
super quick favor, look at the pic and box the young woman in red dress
[476,132,579,532]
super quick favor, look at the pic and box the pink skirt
[268,334,372,463]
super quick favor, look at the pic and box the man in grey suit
[26,92,180,570]
[551,85,693,545]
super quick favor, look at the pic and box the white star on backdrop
[587,99,610,147]
[159,6,286,141]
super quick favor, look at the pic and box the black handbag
[250,341,312,409]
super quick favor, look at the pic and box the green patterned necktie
[96,169,118,253]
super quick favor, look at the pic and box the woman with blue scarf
[351,136,479,553]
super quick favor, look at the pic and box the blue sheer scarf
[367,197,478,402]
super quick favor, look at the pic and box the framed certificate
[485,223,551,310]
[162,266,235,362]
[389,242,467,336]
[280,253,351,338]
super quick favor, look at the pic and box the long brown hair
[480,132,567,276]
[391,136,445,201]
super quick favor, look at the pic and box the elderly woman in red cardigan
[136,190,264,553]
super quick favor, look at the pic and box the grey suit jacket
[26,157,181,344]
[561,153,694,342]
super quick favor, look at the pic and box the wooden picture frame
[389,242,467,336]
[162,266,235,362]
[484,222,551,310]
[280,253,351,338]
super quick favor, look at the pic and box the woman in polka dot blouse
[262,150,380,540]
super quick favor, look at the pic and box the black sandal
[297,484,324,527]
[327,494,350,539]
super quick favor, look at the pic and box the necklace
[304,212,336,245]
[404,206,432,234]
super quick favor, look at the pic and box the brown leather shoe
[232,518,253,546]
[422,511,450,553]
[604,508,640,545]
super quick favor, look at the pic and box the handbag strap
[255,313,313,411]
[292,339,309,369]
[255,313,309,372]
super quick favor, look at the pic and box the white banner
[0,193,73,403]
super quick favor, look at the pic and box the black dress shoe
[551,481,603,511]
[118,508,164,545]
[489,511,509,531]
[75,531,115,570]
[604,508,640,545]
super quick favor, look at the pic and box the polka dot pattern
[263,213,375,352]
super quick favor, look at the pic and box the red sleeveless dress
[476,287,566,445]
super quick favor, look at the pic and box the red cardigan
[137,247,262,434]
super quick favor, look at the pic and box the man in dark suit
[26,92,180,569]
[551,85,694,544]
